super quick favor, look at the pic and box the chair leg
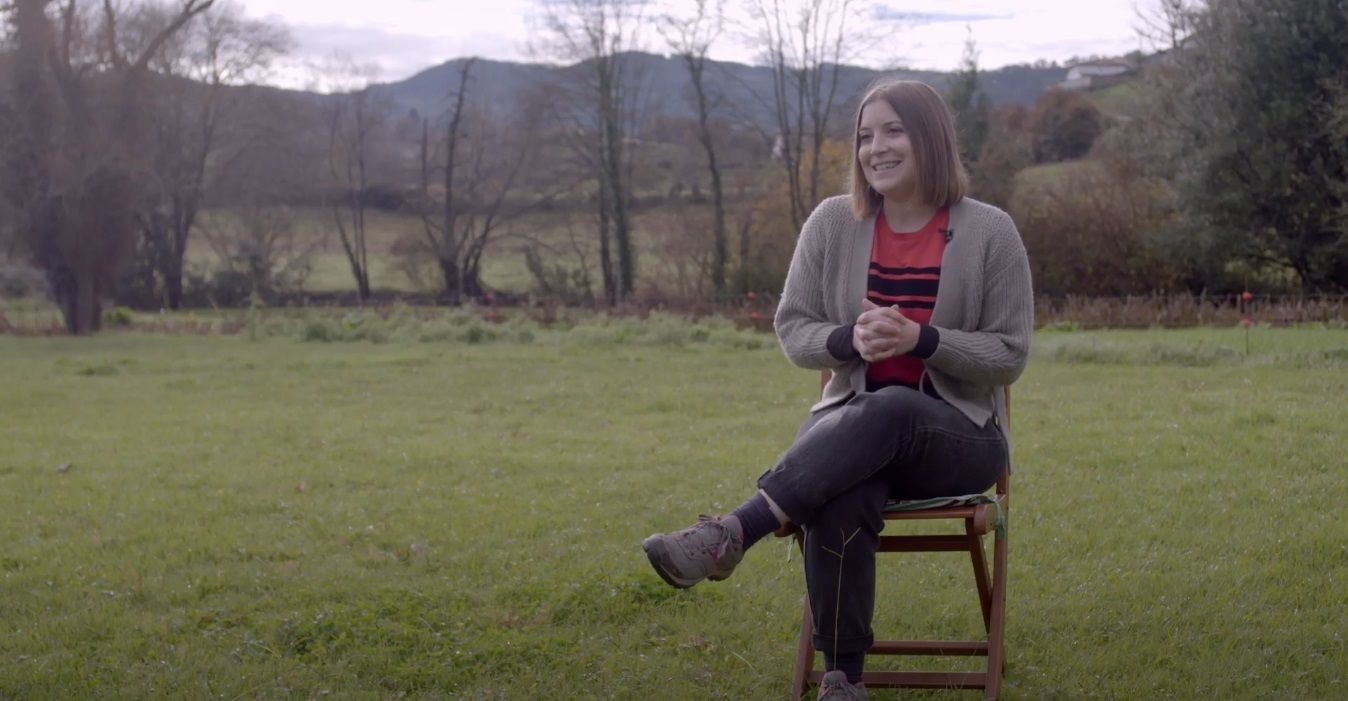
[791,595,815,701]
[984,527,1009,700]
[966,520,993,632]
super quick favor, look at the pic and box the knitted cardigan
[773,195,1034,441]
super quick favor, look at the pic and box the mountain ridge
[367,51,1069,129]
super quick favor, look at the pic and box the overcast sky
[235,0,1154,88]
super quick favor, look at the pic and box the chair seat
[883,494,1005,536]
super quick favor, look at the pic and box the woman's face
[857,99,917,203]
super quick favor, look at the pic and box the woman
[643,81,1033,700]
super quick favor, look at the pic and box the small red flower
[1241,291,1253,301]
[1241,318,1253,327]
[745,291,757,300]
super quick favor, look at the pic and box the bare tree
[4,0,214,334]
[660,0,730,297]
[519,212,597,305]
[534,0,645,304]
[132,1,289,309]
[412,58,540,304]
[319,59,384,303]
[199,204,318,304]
[1135,0,1200,52]
[749,0,862,231]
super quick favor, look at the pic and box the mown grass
[1,326,1345,699]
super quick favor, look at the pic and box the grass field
[1,324,1345,699]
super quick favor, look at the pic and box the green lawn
[1,325,1345,699]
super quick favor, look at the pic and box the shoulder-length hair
[849,80,968,219]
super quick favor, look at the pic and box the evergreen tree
[946,31,990,169]
[1171,0,1348,291]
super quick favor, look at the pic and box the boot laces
[689,515,734,561]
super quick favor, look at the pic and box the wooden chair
[789,372,1011,701]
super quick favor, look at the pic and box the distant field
[1085,80,1143,119]
[1,326,1345,699]
[180,196,788,302]
[1013,160,1104,192]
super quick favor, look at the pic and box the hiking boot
[642,514,744,589]
[817,670,867,700]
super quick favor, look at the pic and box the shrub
[1011,162,1180,296]
[300,317,340,342]
[103,306,134,327]
[0,264,44,299]
[1029,88,1104,163]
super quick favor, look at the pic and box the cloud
[272,22,527,88]
[871,9,1013,24]
[242,0,1144,88]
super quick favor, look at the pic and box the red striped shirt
[866,207,948,390]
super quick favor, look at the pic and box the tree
[534,0,645,304]
[197,204,316,305]
[1165,0,1348,291]
[1028,88,1103,163]
[1012,162,1180,296]
[320,60,386,303]
[412,58,540,304]
[4,0,214,334]
[946,29,990,169]
[1135,0,1199,53]
[659,0,729,296]
[971,105,1032,209]
[128,1,289,309]
[749,0,862,231]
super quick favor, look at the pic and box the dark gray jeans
[757,386,1007,659]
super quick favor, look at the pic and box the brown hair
[848,80,967,219]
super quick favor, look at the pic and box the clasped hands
[852,299,920,362]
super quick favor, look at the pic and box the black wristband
[909,324,940,359]
[827,324,860,361]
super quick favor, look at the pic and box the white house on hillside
[1058,59,1135,91]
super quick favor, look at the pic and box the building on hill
[1057,59,1135,91]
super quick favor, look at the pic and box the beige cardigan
[773,195,1034,440]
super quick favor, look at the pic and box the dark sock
[823,651,865,685]
[729,492,780,549]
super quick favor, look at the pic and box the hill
[370,52,1067,129]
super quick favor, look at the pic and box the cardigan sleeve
[774,201,854,370]
[925,219,1034,386]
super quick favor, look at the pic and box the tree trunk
[736,216,752,294]
[166,267,184,310]
[689,60,727,297]
[598,178,616,306]
[71,270,101,335]
[439,256,462,306]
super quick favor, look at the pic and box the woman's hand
[853,299,921,362]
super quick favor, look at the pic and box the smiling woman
[850,82,966,226]
[642,79,1033,700]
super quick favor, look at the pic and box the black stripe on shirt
[866,298,936,310]
[867,276,940,299]
[869,263,942,276]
